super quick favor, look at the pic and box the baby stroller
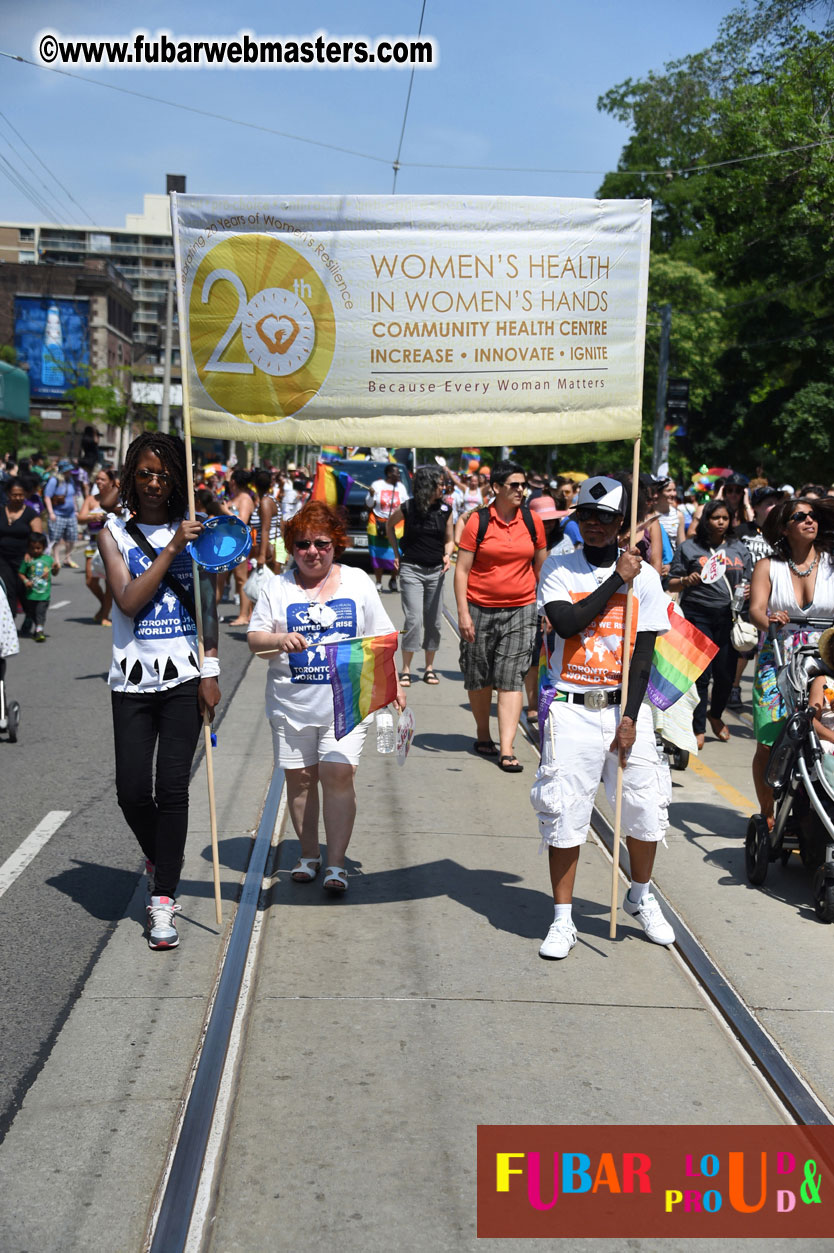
[745,619,834,920]
[0,583,20,744]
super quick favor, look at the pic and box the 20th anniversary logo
[188,234,336,419]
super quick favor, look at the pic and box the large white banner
[171,194,651,446]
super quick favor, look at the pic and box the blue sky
[2,1,742,229]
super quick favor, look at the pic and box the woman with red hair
[248,501,405,892]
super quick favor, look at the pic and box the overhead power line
[0,117,79,224]
[0,109,96,223]
[1,52,388,166]
[391,0,428,193]
[2,49,832,183]
[404,135,834,176]
[0,149,59,223]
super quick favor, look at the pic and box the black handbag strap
[125,518,197,622]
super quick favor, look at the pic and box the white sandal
[290,856,321,883]
[322,866,348,893]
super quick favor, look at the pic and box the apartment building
[0,176,184,369]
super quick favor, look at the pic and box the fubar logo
[477,1125,833,1239]
[189,234,336,419]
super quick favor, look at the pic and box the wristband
[200,657,220,679]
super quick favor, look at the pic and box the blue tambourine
[187,514,252,572]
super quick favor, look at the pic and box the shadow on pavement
[266,851,619,945]
[46,860,139,920]
[412,732,479,754]
[671,802,822,920]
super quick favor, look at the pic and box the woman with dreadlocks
[98,432,220,950]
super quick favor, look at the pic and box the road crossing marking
[0,810,71,899]
[51,600,71,610]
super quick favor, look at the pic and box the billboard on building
[13,295,90,399]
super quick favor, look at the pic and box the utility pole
[652,304,671,476]
[160,275,174,435]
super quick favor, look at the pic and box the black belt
[553,688,622,710]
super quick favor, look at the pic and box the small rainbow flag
[319,445,343,462]
[367,513,404,571]
[537,633,558,749]
[647,604,718,710]
[537,635,549,692]
[312,461,353,506]
[324,632,399,739]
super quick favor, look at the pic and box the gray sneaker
[623,893,675,945]
[146,896,181,950]
[539,917,577,960]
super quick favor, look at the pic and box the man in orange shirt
[454,461,547,771]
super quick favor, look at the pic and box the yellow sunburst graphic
[189,234,336,420]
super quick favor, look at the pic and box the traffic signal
[666,377,689,434]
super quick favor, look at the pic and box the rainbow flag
[312,461,353,506]
[325,632,399,739]
[537,633,558,749]
[367,513,404,571]
[647,604,718,710]
[320,445,343,462]
[537,635,549,692]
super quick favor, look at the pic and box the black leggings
[111,679,202,897]
[683,603,737,734]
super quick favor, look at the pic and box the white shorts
[530,699,671,849]
[269,716,369,769]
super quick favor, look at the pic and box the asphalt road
[0,565,254,1140]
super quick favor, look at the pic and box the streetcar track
[482,597,834,1129]
[146,765,286,1253]
[143,600,833,1253]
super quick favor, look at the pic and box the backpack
[473,504,537,550]
[49,475,68,508]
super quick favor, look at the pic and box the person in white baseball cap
[531,476,675,959]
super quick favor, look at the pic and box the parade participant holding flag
[98,433,220,951]
[366,463,409,593]
[248,501,405,893]
[532,476,674,960]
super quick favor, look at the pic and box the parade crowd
[3,438,834,957]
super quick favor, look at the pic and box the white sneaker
[146,896,182,950]
[539,917,577,960]
[623,892,675,945]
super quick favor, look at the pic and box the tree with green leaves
[597,0,834,483]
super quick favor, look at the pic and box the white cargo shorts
[530,698,671,849]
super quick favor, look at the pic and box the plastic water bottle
[375,709,395,754]
[732,581,748,611]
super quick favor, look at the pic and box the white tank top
[767,554,834,620]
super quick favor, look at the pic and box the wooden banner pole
[170,193,223,927]
[609,435,641,939]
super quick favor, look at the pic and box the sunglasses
[576,506,621,523]
[136,468,171,485]
[787,511,816,525]
[502,480,527,491]
[294,538,333,551]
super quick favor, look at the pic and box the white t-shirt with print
[105,515,200,693]
[366,479,409,519]
[538,549,670,692]
[249,564,396,727]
